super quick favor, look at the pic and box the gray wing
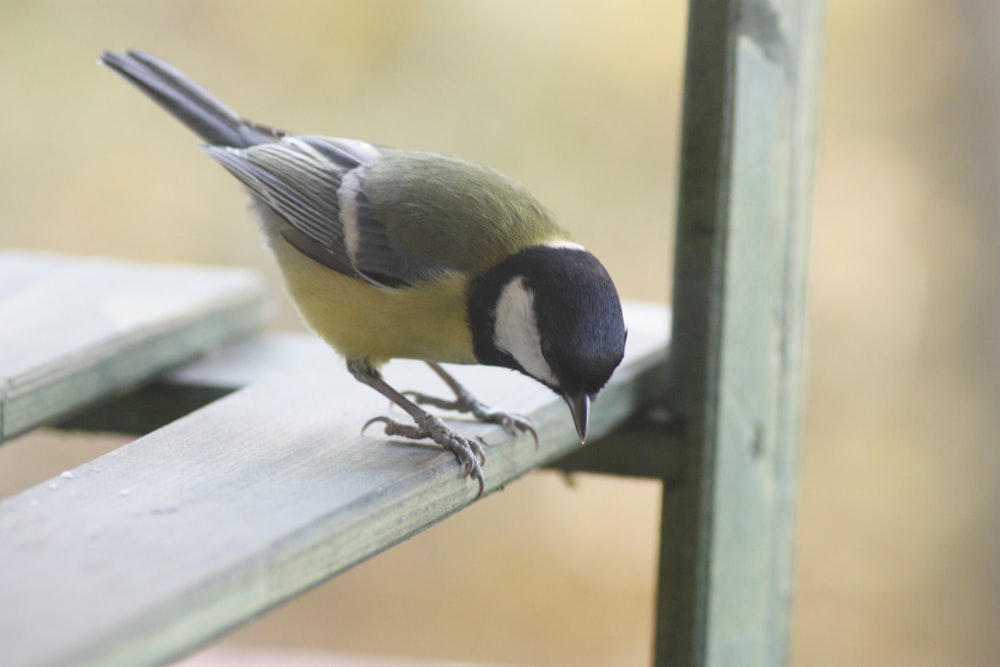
[205,135,447,288]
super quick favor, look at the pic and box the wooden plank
[0,303,668,667]
[0,251,266,442]
[57,333,328,435]
[655,0,823,665]
[555,408,684,480]
[62,329,683,479]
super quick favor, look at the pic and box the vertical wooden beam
[655,0,823,665]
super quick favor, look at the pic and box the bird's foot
[363,412,487,498]
[404,389,539,448]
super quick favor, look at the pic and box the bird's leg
[349,359,486,498]
[405,362,538,447]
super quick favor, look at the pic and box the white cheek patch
[493,276,558,386]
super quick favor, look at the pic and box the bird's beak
[565,393,590,444]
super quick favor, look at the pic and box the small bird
[99,50,626,497]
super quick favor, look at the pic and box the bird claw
[362,413,486,498]
[403,390,538,448]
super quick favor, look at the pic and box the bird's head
[468,243,626,442]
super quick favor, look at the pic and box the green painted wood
[63,326,683,479]
[0,303,668,667]
[655,0,823,665]
[0,251,266,442]
[555,409,683,480]
[57,333,328,434]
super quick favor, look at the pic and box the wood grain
[62,329,683,479]
[0,251,266,441]
[655,0,823,665]
[0,302,668,667]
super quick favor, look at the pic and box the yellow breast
[270,236,475,366]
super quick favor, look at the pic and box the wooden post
[655,0,824,665]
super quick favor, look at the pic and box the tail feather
[99,49,280,148]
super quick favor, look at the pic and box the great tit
[99,50,626,497]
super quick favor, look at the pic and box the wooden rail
[0,1,822,661]
[0,252,669,667]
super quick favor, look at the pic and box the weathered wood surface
[0,302,669,667]
[58,332,328,435]
[63,329,683,479]
[656,0,823,665]
[0,251,265,442]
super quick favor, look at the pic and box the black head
[467,243,627,441]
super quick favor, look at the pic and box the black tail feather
[99,49,281,148]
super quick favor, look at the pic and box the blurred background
[0,1,997,666]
